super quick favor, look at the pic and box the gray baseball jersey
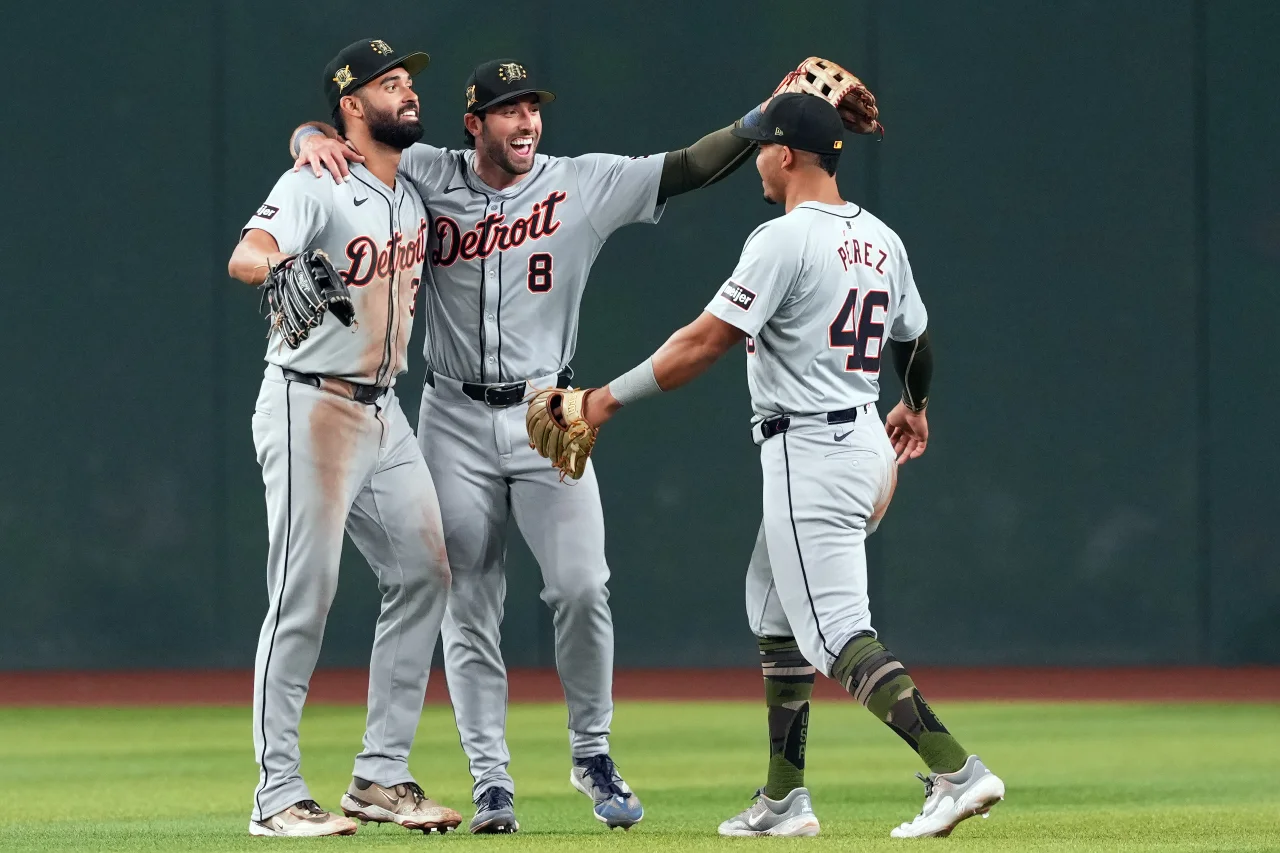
[398,144,666,382]
[240,163,449,821]
[705,199,926,675]
[705,200,927,421]
[245,164,429,386]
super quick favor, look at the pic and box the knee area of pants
[541,575,608,608]
[394,560,452,594]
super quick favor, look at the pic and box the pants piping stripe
[782,431,839,664]
[255,380,293,821]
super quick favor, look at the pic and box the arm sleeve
[572,152,666,240]
[658,124,755,200]
[889,331,933,411]
[703,223,801,337]
[889,248,929,341]
[240,170,331,254]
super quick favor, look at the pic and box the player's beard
[365,103,425,151]
[482,130,537,177]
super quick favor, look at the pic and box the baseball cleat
[249,799,359,837]
[890,754,1005,838]
[339,777,462,833]
[469,786,519,834]
[718,787,821,837]
[570,754,644,829]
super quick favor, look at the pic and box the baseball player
[227,39,462,837]
[526,93,1007,839]
[285,57,823,832]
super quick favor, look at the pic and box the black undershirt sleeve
[888,331,933,412]
[658,124,756,202]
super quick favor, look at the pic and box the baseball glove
[773,57,884,137]
[258,249,355,350]
[526,387,598,481]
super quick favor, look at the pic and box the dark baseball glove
[773,57,884,137]
[526,387,598,481]
[258,249,355,349]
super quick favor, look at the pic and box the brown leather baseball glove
[526,388,598,480]
[773,57,884,137]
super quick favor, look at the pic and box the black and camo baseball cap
[464,59,555,113]
[323,38,430,113]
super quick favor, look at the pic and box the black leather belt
[759,404,867,440]
[281,369,386,404]
[426,368,573,408]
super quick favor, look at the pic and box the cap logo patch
[497,62,527,83]
[333,65,355,92]
[370,40,394,56]
[465,84,477,107]
[833,140,843,149]
[774,127,784,136]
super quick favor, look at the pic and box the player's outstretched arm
[884,331,933,465]
[657,120,758,201]
[289,121,366,183]
[583,312,745,425]
[228,229,292,286]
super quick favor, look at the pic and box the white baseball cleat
[719,787,821,837]
[890,754,1005,838]
[249,799,359,837]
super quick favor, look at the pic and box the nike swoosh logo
[834,430,854,442]
[443,186,467,194]
[353,197,367,206]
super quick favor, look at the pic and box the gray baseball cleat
[718,787,821,837]
[469,786,519,834]
[890,754,1005,838]
[339,777,461,833]
[570,754,644,829]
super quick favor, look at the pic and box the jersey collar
[794,200,861,216]
[350,163,400,198]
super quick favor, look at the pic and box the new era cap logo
[255,204,279,220]
[774,127,784,136]
[719,282,756,311]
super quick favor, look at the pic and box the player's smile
[509,134,536,158]
[398,104,419,122]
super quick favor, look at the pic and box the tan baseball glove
[773,57,884,137]
[526,388,598,480]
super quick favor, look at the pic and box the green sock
[759,636,815,799]
[831,634,968,774]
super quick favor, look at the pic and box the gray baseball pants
[249,365,451,820]
[418,370,614,800]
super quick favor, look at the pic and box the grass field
[1,701,1278,851]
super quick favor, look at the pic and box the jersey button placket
[483,267,500,379]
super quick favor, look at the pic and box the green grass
[1,701,1278,851]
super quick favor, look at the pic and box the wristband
[291,126,324,157]
[607,358,662,406]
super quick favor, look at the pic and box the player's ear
[462,112,483,138]
[340,94,362,123]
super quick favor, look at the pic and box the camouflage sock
[831,634,968,774]
[759,636,815,800]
